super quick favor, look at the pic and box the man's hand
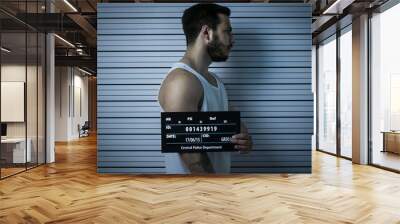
[231,122,252,154]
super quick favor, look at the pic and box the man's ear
[200,25,213,44]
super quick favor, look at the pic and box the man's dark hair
[182,3,231,46]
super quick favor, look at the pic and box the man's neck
[180,45,211,75]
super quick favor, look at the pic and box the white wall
[55,67,89,141]
[1,64,40,137]
[71,72,89,138]
[55,66,70,141]
[1,65,26,139]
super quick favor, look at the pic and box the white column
[46,1,55,163]
[312,45,317,151]
[352,14,369,164]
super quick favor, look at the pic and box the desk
[382,131,400,154]
[1,138,31,163]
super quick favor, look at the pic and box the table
[1,138,32,163]
[382,131,400,154]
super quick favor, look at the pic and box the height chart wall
[97,3,313,173]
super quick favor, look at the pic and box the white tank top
[159,62,231,174]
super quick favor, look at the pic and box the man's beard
[207,36,230,62]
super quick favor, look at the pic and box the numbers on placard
[184,126,218,132]
[185,137,201,143]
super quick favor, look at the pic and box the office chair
[79,121,90,138]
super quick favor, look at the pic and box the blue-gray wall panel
[97,3,313,173]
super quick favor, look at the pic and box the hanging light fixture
[63,0,78,12]
[1,47,11,53]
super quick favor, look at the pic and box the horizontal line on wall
[99,17,311,20]
[97,83,312,86]
[98,67,312,69]
[98,166,164,168]
[97,100,157,102]
[98,84,159,86]
[97,135,311,138]
[97,122,313,125]
[231,166,311,168]
[97,116,313,119]
[97,83,311,85]
[97,83,312,85]
[97,100,313,102]
[97,32,311,35]
[98,57,311,59]
[97,50,312,52]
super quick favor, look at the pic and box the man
[158,3,252,174]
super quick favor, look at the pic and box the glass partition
[0,0,46,179]
[1,30,28,177]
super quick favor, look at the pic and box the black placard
[161,111,241,153]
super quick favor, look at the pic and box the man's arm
[158,69,214,173]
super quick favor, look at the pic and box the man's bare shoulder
[158,68,203,112]
[162,68,202,87]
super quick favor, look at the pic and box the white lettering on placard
[202,145,223,150]
[187,117,193,121]
[183,126,219,132]
[166,134,176,139]
[166,117,171,121]
[221,137,231,142]
[166,125,171,130]
[209,116,216,121]
[185,137,201,143]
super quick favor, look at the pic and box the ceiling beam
[67,13,97,47]
[55,55,96,71]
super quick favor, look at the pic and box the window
[339,27,352,158]
[370,2,400,171]
[317,35,337,154]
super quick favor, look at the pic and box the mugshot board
[97,3,313,174]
